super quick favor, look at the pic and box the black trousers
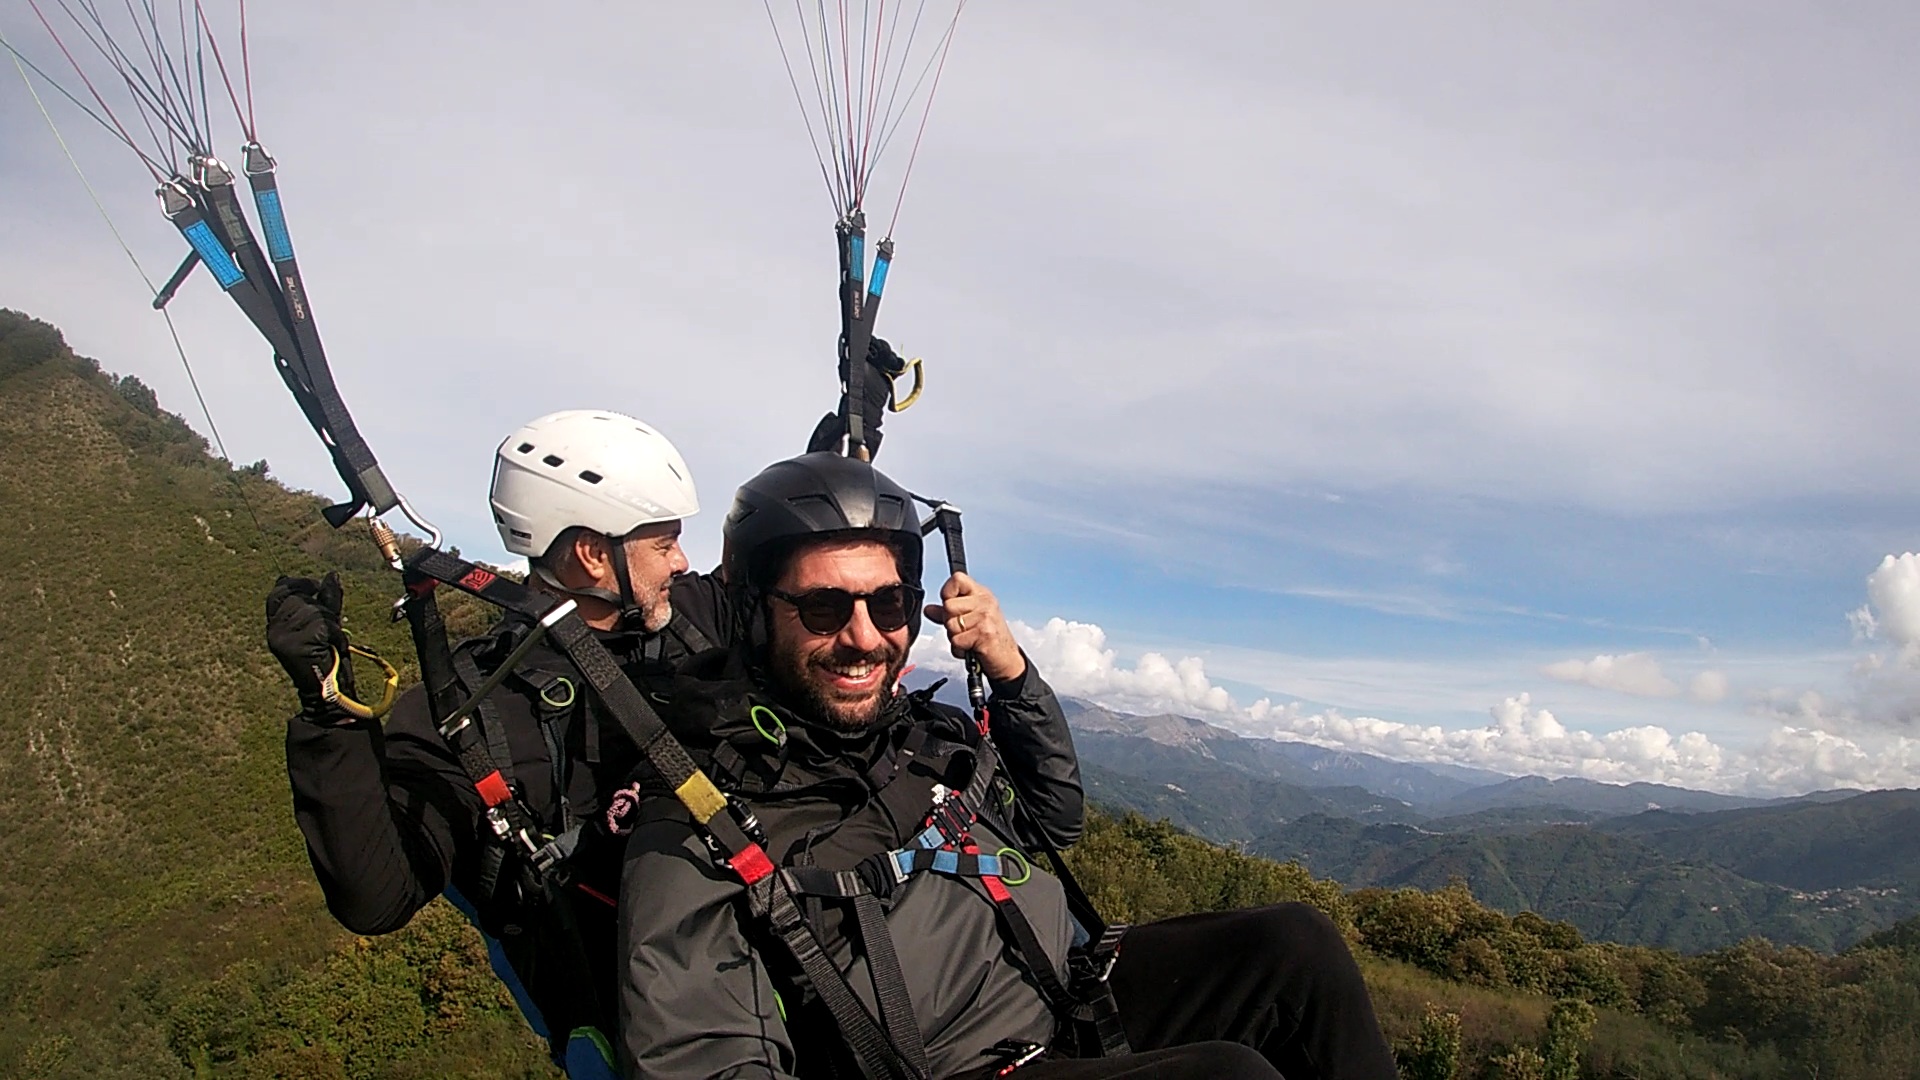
[1008,903,1399,1080]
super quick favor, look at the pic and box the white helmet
[490,409,699,559]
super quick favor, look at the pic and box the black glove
[266,572,357,721]
[808,336,906,456]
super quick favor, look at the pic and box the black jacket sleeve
[985,654,1085,848]
[284,686,482,935]
[667,570,732,653]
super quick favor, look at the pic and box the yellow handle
[887,357,925,412]
[321,643,400,720]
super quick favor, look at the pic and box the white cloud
[1863,554,1920,655]
[1842,553,1920,729]
[919,617,1239,717]
[959,614,1920,797]
[1689,669,1729,704]
[1541,652,1680,697]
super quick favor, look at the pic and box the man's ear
[571,530,614,583]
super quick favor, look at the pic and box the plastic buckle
[988,1040,1046,1076]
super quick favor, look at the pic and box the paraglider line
[869,0,948,174]
[68,0,194,163]
[886,0,963,237]
[194,0,250,140]
[0,31,159,173]
[762,0,840,208]
[21,0,167,180]
[871,0,926,151]
[239,0,253,136]
[9,44,282,573]
[104,0,191,161]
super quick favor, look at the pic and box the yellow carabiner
[321,642,400,720]
[887,357,925,412]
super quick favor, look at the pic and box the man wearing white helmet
[491,409,719,650]
[265,409,723,1080]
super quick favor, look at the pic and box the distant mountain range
[1062,697,1920,951]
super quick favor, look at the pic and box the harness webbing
[155,151,399,525]
[401,547,778,888]
[836,214,894,460]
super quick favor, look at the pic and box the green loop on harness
[1001,783,1016,808]
[540,676,576,710]
[750,704,787,745]
[774,989,787,1022]
[995,847,1033,886]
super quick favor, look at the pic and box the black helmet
[724,452,924,594]
[724,453,927,652]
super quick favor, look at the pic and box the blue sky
[6,2,1920,792]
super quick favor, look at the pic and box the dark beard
[770,641,909,733]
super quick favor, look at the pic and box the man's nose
[668,540,690,576]
[837,599,885,652]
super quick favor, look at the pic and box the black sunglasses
[768,583,924,636]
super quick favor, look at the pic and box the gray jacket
[617,661,1085,1080]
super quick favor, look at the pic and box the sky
[6,2,1920,796]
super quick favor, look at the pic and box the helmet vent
[578,470,604,485]
[517,442,534,454]
[542,454,565,467]
[510,529,533,540]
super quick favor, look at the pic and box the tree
[1395,1004,1462,1080]
[1541,999,1596,1080]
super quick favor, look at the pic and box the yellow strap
[674,771,730,824]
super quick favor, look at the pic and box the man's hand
[924,572,1026,684]
[266,572,353,720]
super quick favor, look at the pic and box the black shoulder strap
[666,609,717,657]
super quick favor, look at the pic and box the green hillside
[0,310,545,1079]
[1259,813,1918,953]
[1597,790,1920,892]
[5,306,1918,1080]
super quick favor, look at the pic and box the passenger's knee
[1178,1040,1282,1078]
[1246,902,1349,964]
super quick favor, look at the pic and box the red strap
[965,839,1012,901]
[730,844,776,885]
[574,881,617,908]
[474,769,513,807]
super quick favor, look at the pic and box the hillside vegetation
[4,307,1917,1079]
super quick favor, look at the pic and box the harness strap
[405,547,777,886]
[753,876,926,1080]
[853,892,931,1079]
[667,610,717,656]
[453,644,524,812]
[162,166,396,521]
[1067,925,1133,1058]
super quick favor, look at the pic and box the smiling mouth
[818,658,885,693]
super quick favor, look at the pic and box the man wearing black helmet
[614,453,1396,1080]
